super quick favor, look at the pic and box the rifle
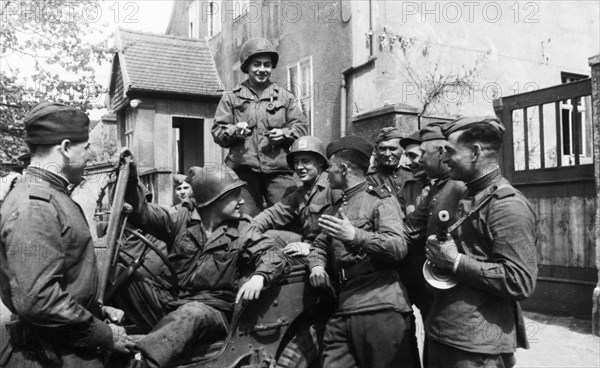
[97,155,132,303]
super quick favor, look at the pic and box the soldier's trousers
[427,340,516,368]
[321,309,419,368]
[108,276,227,368]
[136,302,227,368]
[234,168,297,217]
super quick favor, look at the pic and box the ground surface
[414,309,600,368]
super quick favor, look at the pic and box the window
[509,77,592,174]
[207,0,222,38]
[125,112,134,149]
[287,57,313,133]
[188,0,200,38]
[559,72,592,166]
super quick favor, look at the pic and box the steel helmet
[240,38,279,73]
[191,165,246,207]
[286,136,329,170]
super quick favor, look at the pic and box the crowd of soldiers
[0,37,537,368]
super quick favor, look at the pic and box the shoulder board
[367,184,391,199]
[492,186,516,199]
[28,183,52,202]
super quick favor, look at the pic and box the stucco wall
[351,1,600,119]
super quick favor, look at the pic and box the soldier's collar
[25,166,71,195]
[342,180,368,201]
[466,167,502,196]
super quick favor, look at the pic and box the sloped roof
[111,28,222,98]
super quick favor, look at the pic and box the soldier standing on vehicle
[0,102,129,368]
[309,136,418,368]
[424,117,538,368]
[402,122,469,367]
[212,37,309,217]
[113,159,285,368]
[251,136,341,259]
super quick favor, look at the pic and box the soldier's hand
[266,128,284,142]
[283,242,311,257]
[309,265,331,288]
[108,323,134,354]
[236,274,265,303]
[118,148,138,187]
[318,210,355,242]
[426,234,459,270]
[102,306,125,324]
[235,122,252,137]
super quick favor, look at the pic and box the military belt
[338,259,375,284]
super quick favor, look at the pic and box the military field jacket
[404,170,468,243]
[130,191,285,312]
[251,172,340,242]
[211,81,309,173]
[426,169,538,354]
[0,167,113,366]
[309,181,412,315]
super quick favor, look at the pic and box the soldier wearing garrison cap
[0,102,129,368]
[212,37,308,217]
[309,136,418,368]
[399,130,430,216]
[367,126,414,211]
[402,122,469,367]
[424,117,537,368]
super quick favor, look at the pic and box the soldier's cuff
[252,272,271,287]
[224,125,237,137]
[350,228,369,250]
[80,317,114,353]
[455,254,479,278]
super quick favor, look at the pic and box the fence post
[590,54,600,336]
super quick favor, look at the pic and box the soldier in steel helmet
[111,155,285,368]
[251,136,342,259]
[211,37,309,217]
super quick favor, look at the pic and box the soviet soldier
[251,136,341,258]
[113,160,285,368]
[402,122,469,367]
[367,127,412,205]
[425,117,538,368]
[0,102,128,368]
[212,37,309,216]
[399,131,430,215]
[309,136,417,368]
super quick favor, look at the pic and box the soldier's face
[443,132,475,182]
[63,140,92,185]
[327,156,345,189]
[213,188,245,220]
[175,182,192,200]
[293,153,322,184]
[419,140,447,179]
[376,139,402,167]
[247,55,273,87]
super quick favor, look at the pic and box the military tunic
[309,181,417,368]
[426,169,537,363]
[115,188,285,367]
[0,167,113,368]
[211,81,308,216]
[251,172,340,244]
